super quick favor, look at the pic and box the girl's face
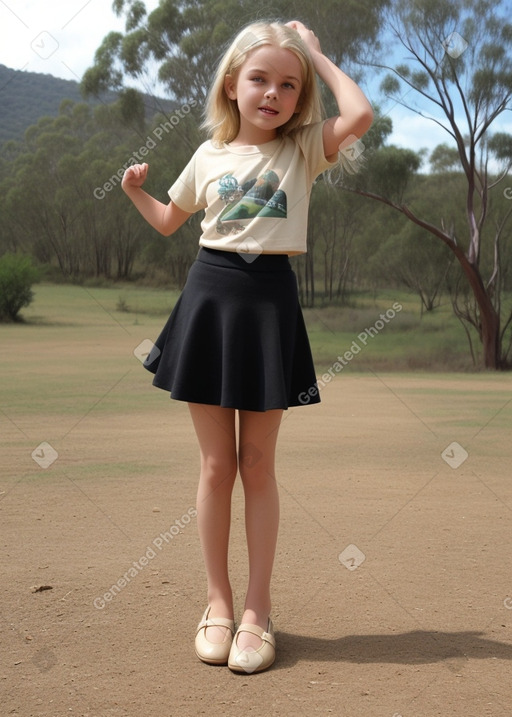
[224,45,303,143]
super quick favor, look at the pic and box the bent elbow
[357,105,374,137]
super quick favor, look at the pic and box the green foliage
[369,221,454,313]
[361,107,393,151]
[380,75,400,95]
[353,145,422,200]
[81,0,390,108]
[83,32,125,93]
[0,253,40,321]
[363,0,512,368]
[117,87,146,130]
[386,0,512,127]
[488,133,512,162]
[430,144,460,173]
[0,64,170,149]
[0,64,112,146]
[0,93,201,282]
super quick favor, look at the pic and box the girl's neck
[229,125,279,147]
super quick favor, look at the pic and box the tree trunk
[429,236,501,368]
[454,247,501,369]
[349,189,505,369]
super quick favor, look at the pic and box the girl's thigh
[188,404,238,484]
[238,409,283,475]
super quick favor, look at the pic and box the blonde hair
[202,21,323,143]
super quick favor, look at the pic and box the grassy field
[0,282,496,459]
[303,291,475,372]
[15,282,478,372]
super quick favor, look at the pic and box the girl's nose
[264,86,277,99]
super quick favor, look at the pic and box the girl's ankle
[208,595,234,619]
[241,607,271,629]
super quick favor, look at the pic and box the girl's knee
[238,457,276,491]
[200,456,237,491]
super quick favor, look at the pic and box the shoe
[194,606,235,665]
[228,618,276,673]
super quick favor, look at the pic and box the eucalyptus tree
[349,0,512,369]
[3,101,148,279]
[82,0,390,107]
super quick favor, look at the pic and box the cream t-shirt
[168,121,335,255]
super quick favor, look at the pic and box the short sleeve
[168,144,208,213]
[292,121,337,181]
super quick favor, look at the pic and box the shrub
[0,253,40,321]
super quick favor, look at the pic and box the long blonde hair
[202,21,324,144]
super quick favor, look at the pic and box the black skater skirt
[143,247,320,412]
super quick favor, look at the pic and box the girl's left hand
[286,20,322,55]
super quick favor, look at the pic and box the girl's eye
[248,76,296,89]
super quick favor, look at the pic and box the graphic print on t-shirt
[216,170,287,235]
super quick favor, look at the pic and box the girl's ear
[224,74,237,100]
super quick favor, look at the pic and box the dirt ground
[2,362,512,716]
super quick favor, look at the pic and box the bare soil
[2,367,512,717]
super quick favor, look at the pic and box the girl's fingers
[286,20,321,52]
[286,20,306,30]
[131,163,148,177]
[123,163,148,186]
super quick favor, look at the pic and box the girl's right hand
[122,163,149,191]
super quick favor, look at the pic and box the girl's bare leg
[236,408,283,651]
[189,403,237,641]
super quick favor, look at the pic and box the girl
[122,20,372,674]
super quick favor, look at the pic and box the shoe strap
[197,616,235,634]
[235,622,276,648]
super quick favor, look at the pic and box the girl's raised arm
[287,21,374,162]
[122,163,192,236]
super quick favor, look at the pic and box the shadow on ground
[273,629,512,668]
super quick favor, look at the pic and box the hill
[0,64,172,146]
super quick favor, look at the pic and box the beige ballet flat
[227,618,276,673]
[194,606,235,665]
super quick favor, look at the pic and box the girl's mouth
[258,106,279,115]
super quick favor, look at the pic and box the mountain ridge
[0,64,172,146]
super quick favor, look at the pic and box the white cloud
[0,0,159,82]
[386,109,452,163]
